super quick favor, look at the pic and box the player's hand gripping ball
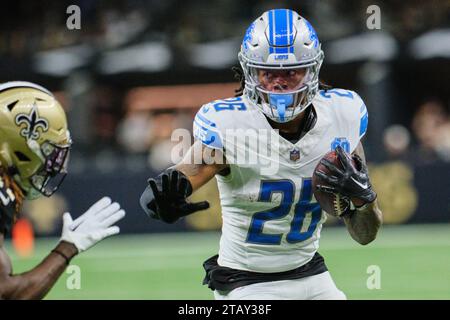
[312,149,353,216]
[312,145,377,217]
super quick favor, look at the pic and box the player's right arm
[0,234,77,299]
[140,99,232,224]
[140,141,228,224]
[0,197,125,300]
[175,140,228,191]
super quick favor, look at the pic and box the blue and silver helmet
[239,9,324,123]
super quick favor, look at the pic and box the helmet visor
[30,141,70,197]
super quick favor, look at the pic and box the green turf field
[5,224,450,299]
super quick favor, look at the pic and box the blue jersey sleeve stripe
[193,119,213,133]
[193,119,223,149]
[359,111,369,137]
[195,113,216,127]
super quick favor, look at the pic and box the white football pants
[213,271,346,300]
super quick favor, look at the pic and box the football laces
[333,193,350,216]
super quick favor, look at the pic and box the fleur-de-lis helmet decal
[15,101,49,140]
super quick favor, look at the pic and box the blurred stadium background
[2,0,449,299]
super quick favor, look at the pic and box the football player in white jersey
[140,9,382,300]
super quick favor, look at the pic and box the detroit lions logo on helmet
[242,22,255,50]
[304,19,319,48]
[15,102,49,140]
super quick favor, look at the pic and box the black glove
[140,169,210,224]
[314,146,377,205]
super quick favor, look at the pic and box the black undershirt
[266,105,317,144]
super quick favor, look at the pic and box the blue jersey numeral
[247,180,294,245]
[286,179,322,243]
[213,97,247,112]
[246,179,322,245]
[320,89,354,99]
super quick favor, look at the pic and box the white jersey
[193,89,368,273]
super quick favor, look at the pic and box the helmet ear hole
[14,151,31,162]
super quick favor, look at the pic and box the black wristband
[51,249,72,265]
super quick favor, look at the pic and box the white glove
[60,196,126,252]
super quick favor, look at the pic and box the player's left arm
[316,142,382,245]
[0,196,125,299]
[343,142,383,245]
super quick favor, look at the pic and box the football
[312,150,355,217]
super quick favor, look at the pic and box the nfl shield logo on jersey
[290,148,300,162]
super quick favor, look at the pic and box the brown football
[312,150,355,217]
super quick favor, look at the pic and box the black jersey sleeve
[0,168,23,234]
